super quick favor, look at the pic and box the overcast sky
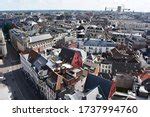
[0,0,149,12]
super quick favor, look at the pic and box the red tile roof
[140,70,150,82]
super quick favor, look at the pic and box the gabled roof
[99,73,113,81]
[28,50,40,64]
[33,56,48,71]
[46,68,58,90]
[111,48,121,57]
[71,48,86,61]
[84,74,113,99]
[59,47,76,64]
[28,50,48,71]
[140,71,150,82]
[110,48,139,63]
[127,57,139,63]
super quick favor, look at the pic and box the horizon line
[0,9,149,13]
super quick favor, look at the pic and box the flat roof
[72,68,81,73]
[62,63,73,69]
[111,31,142,37]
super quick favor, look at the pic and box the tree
[2,22,14,40]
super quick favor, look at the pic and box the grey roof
[99,73,113,80]
[59,47,76,64]
[84,39,116,47]
[101,60,112,64]
[84,74,113,100]
[46,68,58,90]
[143,48,150,57]
[111,60,141,74]
[33,56,48,71]
[10,29,26,38]
[46,60,55,69]
[29,34,52,43]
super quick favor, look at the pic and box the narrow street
[1,42,42,100]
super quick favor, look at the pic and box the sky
[0,0,149,12]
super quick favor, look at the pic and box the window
[95,48,97,53]
[106,47,109,51]
[89,47,93,50]
[41,87,43,91]
[99,48,102,53]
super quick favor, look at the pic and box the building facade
[78,38,116,54]
[9,28,53,53]
[0,29,7,58]
[86,25,104,38]
[100,60,112,74]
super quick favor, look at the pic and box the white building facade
[20,53,57,100]
[20,53,39,85]
[100,62,112,74]
[9,28,54,52]
[78,38,116,54]
[0,29,7,57]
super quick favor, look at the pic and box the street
[0,42,43,100]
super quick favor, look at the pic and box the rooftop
[84,74,115,99]
[29,33,53,43]
[111,31,142,37]
[84,38,116,47]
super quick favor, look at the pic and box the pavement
[0,83,12,100]
[0,59,3,65]
[0,42,43,100]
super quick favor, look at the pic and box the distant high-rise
[117,6,122,12]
